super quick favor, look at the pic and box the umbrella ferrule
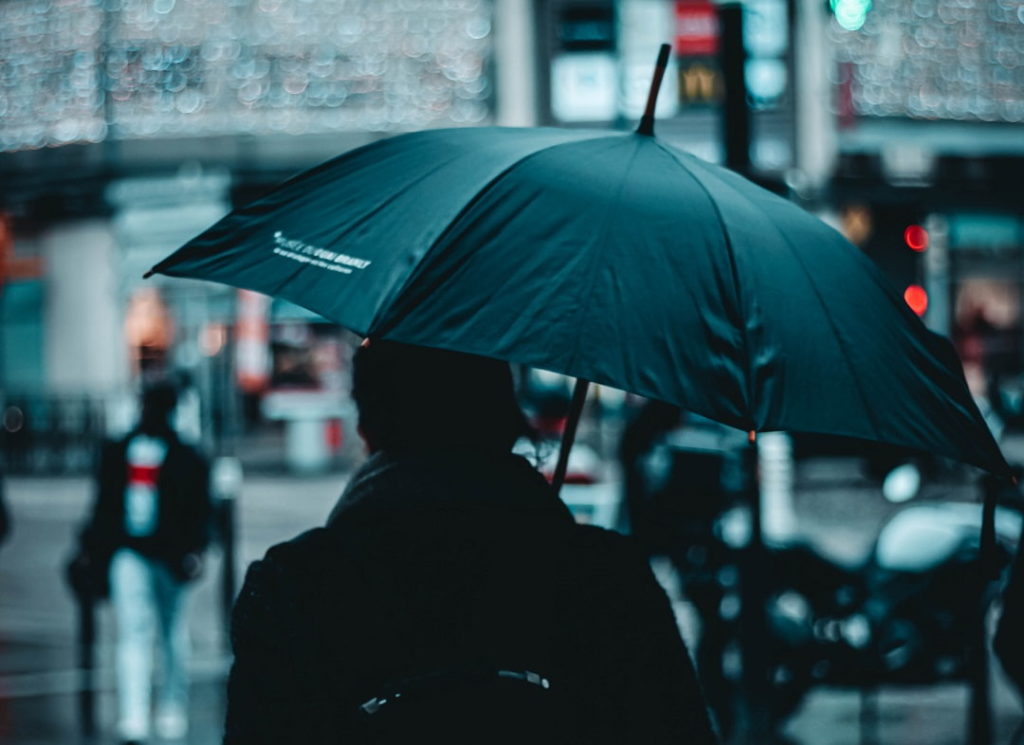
[636,43,672,137]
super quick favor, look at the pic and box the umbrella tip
[636,43,672,137]
[142,268,155,279]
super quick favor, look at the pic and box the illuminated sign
[674,1,719,56]
[551,53,618,122]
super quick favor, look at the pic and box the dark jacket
[225,451,717,744]
[81,430,212,573]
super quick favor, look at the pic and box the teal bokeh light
[830,0,872,30]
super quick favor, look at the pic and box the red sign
[675,1,719,57]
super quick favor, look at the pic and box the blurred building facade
[1,0,1023,472]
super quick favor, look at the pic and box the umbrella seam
[564,138,644,377]
[652,141,755,426]
[676,150,886,442]
[742,207,887,442]
[367,132,627,337]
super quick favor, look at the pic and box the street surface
[1,459,1022,744]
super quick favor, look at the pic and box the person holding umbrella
[225,339,718,744]
[150,46,1011,743]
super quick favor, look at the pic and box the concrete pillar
[493,0,539,126]
[923,213,952,338]
[42,219,128,394]
[794,0,838,191]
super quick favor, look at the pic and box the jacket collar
[326,450,573,526]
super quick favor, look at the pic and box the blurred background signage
[543,0,796,170]
[674,0,720,107]
[674,0,719,56]
[619,0,680,119]
[551,1,617,122]
[551,54,619,122]
[743,0,789,110]
[948,214,1022,252]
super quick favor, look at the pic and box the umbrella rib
[366,132,625,337]
[772,229,884,442]
[677,151,885,442]
[564,139,643,376]
[652,141,755,423]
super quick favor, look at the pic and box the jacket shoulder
[242,527,335,597]
[262,527,335,568]
[568,523,645,561]
[167,438,209,466]
[232,529,334,645]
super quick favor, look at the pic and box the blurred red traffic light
[904,285,928,316]
[904,224,929,252]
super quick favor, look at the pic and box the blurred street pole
[793,0,837,195]
[968,476,1001,745]
[719,3,751,175]
[735,435,772,743]
[76,592,97,739]
[493,0,539,126]
[212,455,244,643]
[923,214,952,337]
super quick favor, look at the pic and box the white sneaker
[154,708,188,740]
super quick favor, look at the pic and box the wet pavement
[1,457,1023,744]
[0,473,344,745]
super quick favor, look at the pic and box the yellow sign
[678,63,718,104]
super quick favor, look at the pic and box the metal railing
[2,393,108,475]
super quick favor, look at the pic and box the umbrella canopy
[148,125,1007,477]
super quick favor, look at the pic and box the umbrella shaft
[551,379,590,495]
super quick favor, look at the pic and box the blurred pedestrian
[995,517,1024,699]
[73,381,211,744]
[225,340,717,744]
[616,398,682,548]
[0,464,9,551]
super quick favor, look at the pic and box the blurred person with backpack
[71,381,212,744]
[224,340,717,745]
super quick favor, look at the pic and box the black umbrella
[146,46,1007,483]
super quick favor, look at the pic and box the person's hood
[326,449,574,526]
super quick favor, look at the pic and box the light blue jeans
[110,548,190,740]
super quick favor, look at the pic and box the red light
[904,225,929,252]
[904,285,928,316]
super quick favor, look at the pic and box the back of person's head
[138,381,178,435]
[352,341,531,454]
